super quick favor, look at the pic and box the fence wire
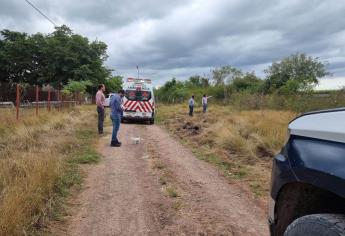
[0,83,93,120]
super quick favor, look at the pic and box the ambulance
[122,78,155,124]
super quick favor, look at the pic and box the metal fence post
[58,89,61,112]
[16,84,20,120]
[48,85,51,112]
[36,85,39,116]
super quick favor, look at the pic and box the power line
[24,0,58,27]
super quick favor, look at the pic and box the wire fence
[0,83,94,120]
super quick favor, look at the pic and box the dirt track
[65,123,268,236]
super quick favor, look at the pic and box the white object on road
[131,137,144,144]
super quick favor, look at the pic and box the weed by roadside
[70,147,101,164]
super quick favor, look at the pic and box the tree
[155,78,187,103]
[104,76,123,93]
[232,72,264,93]
[62,80,92,95]
[0,25,112,89]
[0,30,32,85]
[264,53,330,94]
[185,75,209,88]
[212,65,242,101]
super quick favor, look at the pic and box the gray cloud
[1,0,345,86]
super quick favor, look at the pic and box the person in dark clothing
[188,95,195,116]
[95,84,106,134]
[110,89,125,147]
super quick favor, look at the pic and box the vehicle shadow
[122,120,153,126]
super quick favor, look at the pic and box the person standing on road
[188,95,195,117]
[202,94,212,113]
[96,84,106,134]
[110,89,125,147]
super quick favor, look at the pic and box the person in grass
[95,84,106,134]
[188,95,195,116]
[202,94,212,113]
[109,89,125,147]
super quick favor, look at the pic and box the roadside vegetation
[0,106,100,235]
[157,104,295,201]
[155,53,345,113]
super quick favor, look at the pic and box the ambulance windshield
[125,90,151,101]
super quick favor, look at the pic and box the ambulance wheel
[149,119,155,124]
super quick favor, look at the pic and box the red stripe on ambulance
[141,102,148,112]
[142,101,151,112]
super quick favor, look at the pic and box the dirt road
[65,124,268,236]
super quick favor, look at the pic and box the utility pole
[137,65,139,79]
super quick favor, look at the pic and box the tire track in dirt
[143,125,268,236]
[65,124,268,236]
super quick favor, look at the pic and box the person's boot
[110,140,121,147]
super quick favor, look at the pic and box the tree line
[0,25,122,95]
[155,53,331,104]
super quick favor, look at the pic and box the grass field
[156,104,296,201]
[0,106,100,235]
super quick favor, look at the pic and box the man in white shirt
[202,94,212,113]
[95,84,106,134]
[188,95,195,116]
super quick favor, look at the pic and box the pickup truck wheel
[284,214,345,236]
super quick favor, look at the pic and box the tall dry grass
[212,110,295,158]
[157,104,296,199]
[0,106,97,235]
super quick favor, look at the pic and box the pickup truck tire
[284,214,345,236]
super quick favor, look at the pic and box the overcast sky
[1,0,345,88]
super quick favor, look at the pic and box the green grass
[159,176,167,185]
[70,148,101,164]
[166,186,179,198]
[233,168,249,179]
[76,129,94,140]
[48,113,100,225]
[56,163,82,197]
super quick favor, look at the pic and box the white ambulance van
[122,78,155,124]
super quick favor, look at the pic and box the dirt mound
[181,121,201,135]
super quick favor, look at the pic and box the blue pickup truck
[269,108,345,236]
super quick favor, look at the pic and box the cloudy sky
[1,0,345,88]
